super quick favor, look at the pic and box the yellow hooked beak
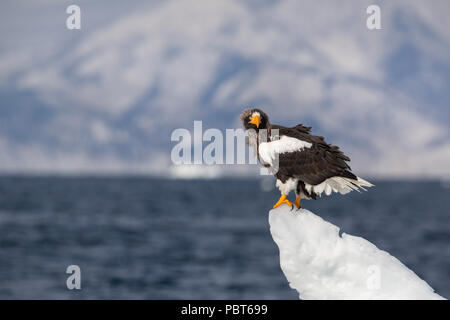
[249,114,260,128]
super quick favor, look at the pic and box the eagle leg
[273,194,293,209]
[294,196,301,209]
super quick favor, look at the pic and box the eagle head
[240,108,269,131]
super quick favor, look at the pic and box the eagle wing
[260,124,356,185]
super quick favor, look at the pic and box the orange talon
[273,194,292,209]
[294,196,301,209]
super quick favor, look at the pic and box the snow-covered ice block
[269,205,445,300]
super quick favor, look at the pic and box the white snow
[269,205,445,300]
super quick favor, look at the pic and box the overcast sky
[0,0,449,178]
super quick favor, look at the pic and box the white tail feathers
[305,176,374,197]
[351,176,375,191]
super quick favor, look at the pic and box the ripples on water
[0,177,448,299]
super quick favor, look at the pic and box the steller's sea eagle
[241,108,373,209]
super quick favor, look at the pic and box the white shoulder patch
[259,135,312,166]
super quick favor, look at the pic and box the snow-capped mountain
[0,0,449,177]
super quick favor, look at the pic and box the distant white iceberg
[269,205,445,300]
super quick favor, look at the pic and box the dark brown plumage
[241,108,372,207]
[274,125,357,184]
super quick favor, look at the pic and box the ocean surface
[0,177,448,299]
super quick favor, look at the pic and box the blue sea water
[0,177,448,299]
